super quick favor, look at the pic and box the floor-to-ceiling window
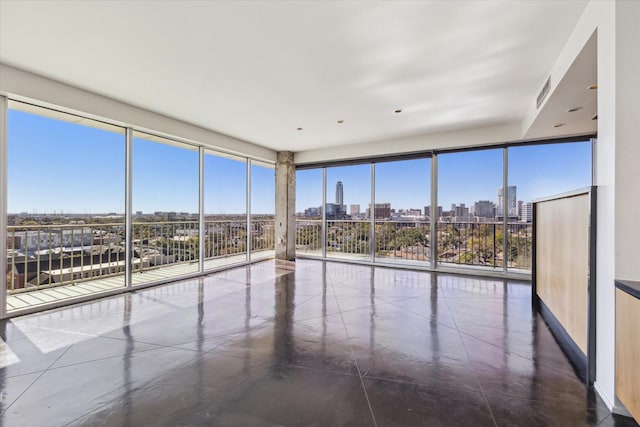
[507,140,592,273]
[6,102,126,309]
[250,161,275,260]
[294,140,592,277]
[436,149,505,270]
[325,164,372,261]
[295,168,323,256]
[131,132,200,284]
[2,99,276,315]
[203,151,248,269]
[374,158,431,265]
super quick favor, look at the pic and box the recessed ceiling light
[394,109,403,113]
[297,127,303,131]
[588,84,598,90]
[567,107,583,112]
[553,123,566,128]
[337,120,344,124]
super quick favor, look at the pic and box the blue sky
[8,109,274,215]
[8,109,590,216]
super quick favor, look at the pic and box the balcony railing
[295,218,532,270]
[326,220,371,256]
[375,220,430,262]
[6,219,275,293]
[295,220,322,254]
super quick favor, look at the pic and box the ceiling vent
[536,76,551,109]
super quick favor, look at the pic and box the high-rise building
[497,186,517,218]
[350,204,360,216]
[517,200,524,219]
[451,203,470,220]
[521,202,533,223]
[335,181,343,206]
[424,206,443,219]
[367,203,391,219]
[473,200,495,218]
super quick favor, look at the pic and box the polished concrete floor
[0,259,637,426]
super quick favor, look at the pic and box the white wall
[0,64,277,162]
[570,0,640,413]
[614,1,640,280]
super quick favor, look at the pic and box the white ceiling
[0,0,590,152]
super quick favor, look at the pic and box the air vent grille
[536,76,551,109]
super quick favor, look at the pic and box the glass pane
[326,164,371,260]
[374,158,431,265]
[250,161,275,260]
[295,168,323,256]
[203,151,247,269]
[437,149,504,269]
[7,103,126,311]
[132,132,199,284]
[507,141,592,272]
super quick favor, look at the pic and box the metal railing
[375,220,430,262]
[295,220,322,254]
[250,219,276,256]
[6,219,276,293]
[7,222,128,292]
[436,222,532,269]
[295,218,532,270]
[326,220,371,256]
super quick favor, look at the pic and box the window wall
[295,168,323,256]
[250,161,275,260]
[437,149,504,270]
[374,158,431,265]
[203,151,248,268]
[2,99,276,315]
[132,132,200,284]
[508,141,592,271]
[6,102,126,305]
[325,164,371,260]
[294,140,592,275]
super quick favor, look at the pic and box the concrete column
[275,151,296,260]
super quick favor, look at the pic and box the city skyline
[297,142,591,213]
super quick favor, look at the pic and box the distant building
[402,208,423,217]
[304,207,320,217]
[367,203,391,219]
[324,203,345,219]
[350,204,360,216]
[473,200,495,219]
[451,203,470,220]
[517,200,523,219]
[497,186,517,218]
[424,206,443,219]
[335,181,343,206]
[521,202,533,222]
[11,228,94,251]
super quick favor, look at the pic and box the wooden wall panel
[535,194,589,354]
[616,289,640,422]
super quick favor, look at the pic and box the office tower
[335,181,343,206]
[497,186,517,217]
[350,204,360,216]
[473,200,495,218]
